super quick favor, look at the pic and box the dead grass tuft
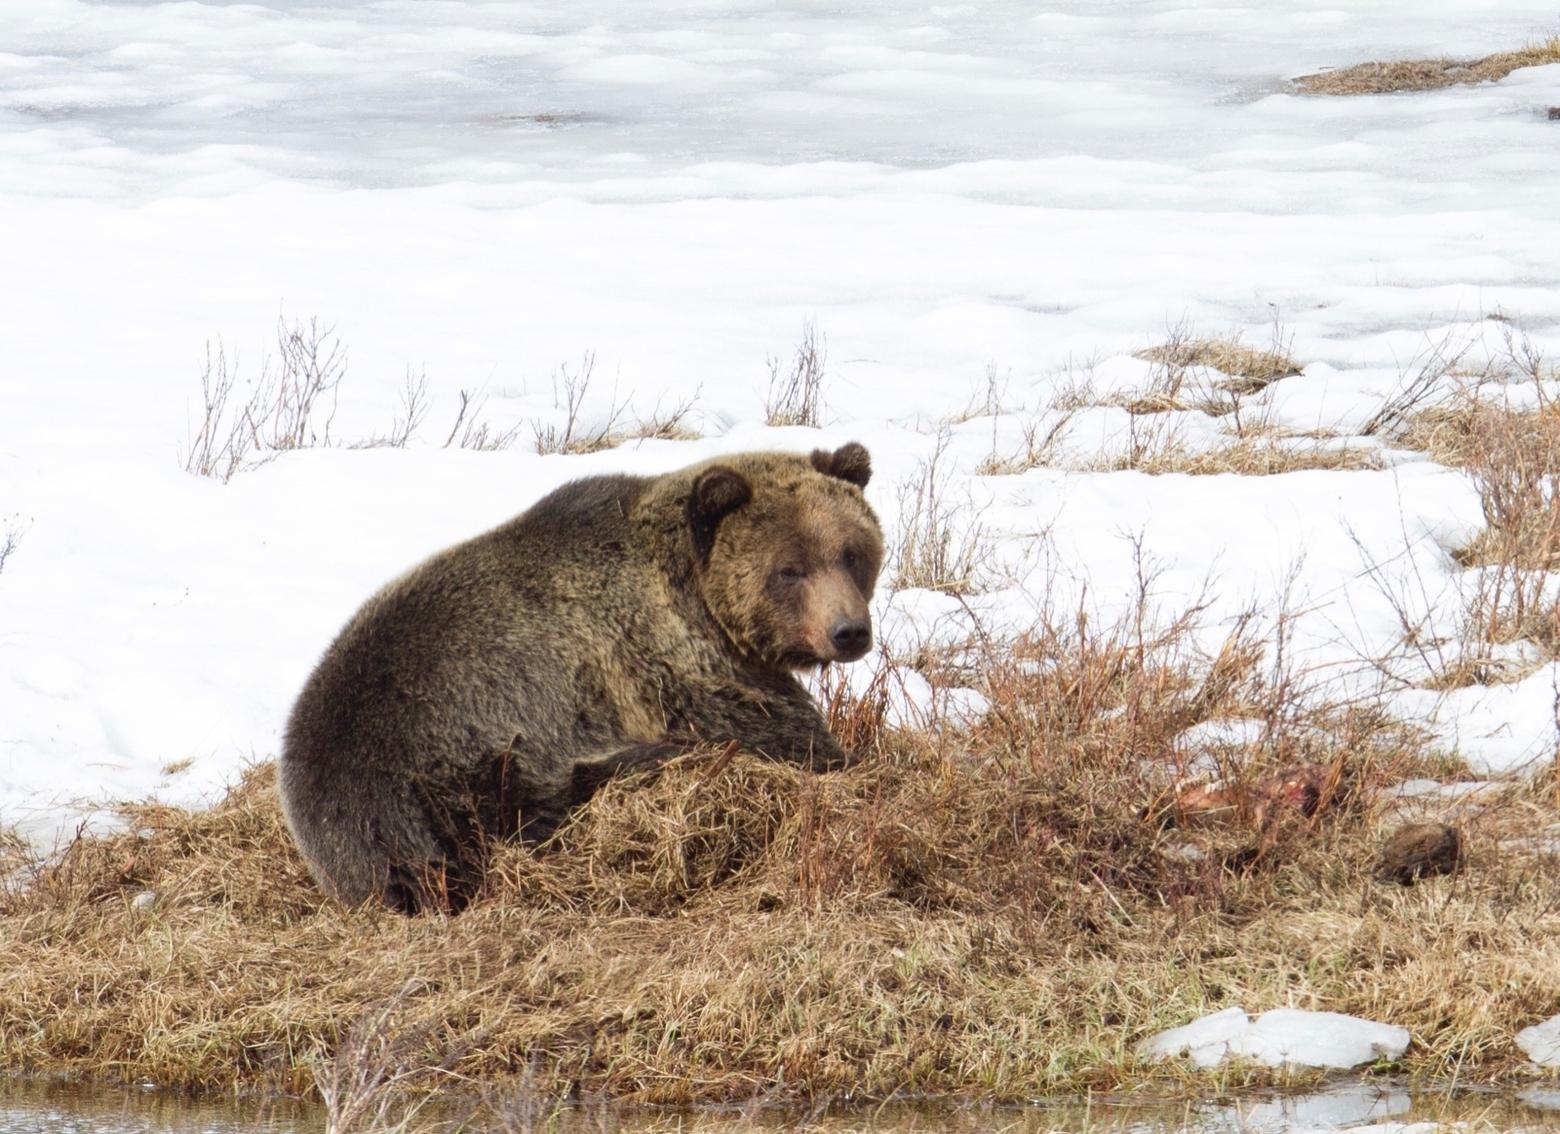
[1407,396,1560,572]
[627,390,703,443]
[892,430,992,594]
[1132,335,1301,397]
[1116,436,1380,477]
[1379,332,1560,687]
[1297,37,1560,96]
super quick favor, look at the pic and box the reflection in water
[0,1081,322,1134]
[5,1080,1560,1134]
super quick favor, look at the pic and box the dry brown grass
[3,597,1556,1112]
[1297,37,1560,95]
[1391,345,1560,685]
[1408,399,1560,573]
[1131,334,1301,404]
[892,430,992,593]
[1114,436,1379,477]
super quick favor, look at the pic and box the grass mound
[1131,337,1300,396]
[3,626,1559,1108]
[1297,37,1560,95]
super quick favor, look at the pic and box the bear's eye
[842,548,859,570]
[777,565,806,581]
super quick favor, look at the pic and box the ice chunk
[1231,1009,1410,1069]
[1135,1006,1251,1068]
[1137,1007,1409,1070]
[1517,1014,1560,1068]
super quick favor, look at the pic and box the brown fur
[278,443,882,914]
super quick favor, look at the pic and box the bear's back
[283,474,654,778]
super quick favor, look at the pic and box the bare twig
[765,322,827,428]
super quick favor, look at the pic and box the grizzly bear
[278,443,882,914]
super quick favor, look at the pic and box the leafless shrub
[181,340,249,482]
[976,411,1076,475]
[1115,404,1189,470]
[893,430,991,594]
[532,353,627,455]
[1372,337,1560,687]
[1120,319,1199,414]
[0,519,25,576]
[1212,381,1280,440]
[629,387,703,442]
[1433,566,1556,690]
[765,322,826,428]
[1352,409,1560,693]
[1361,327,1484,438]
[977,357,1108,475]
[443,389,524,452]
[264,315,346,450]
[1351,523,1553,693]
[378,368,430,450]
[1048,354,1101,412]
[182,316,348,481]
[949,361,1012,426]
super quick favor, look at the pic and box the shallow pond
[7,1080,1560,1134]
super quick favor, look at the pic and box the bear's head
[688,442,883,670]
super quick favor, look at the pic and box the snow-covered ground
[4,0,1560,843]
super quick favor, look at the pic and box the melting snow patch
[1516,1014,1560,1068]
[1137,1007,1410,1069]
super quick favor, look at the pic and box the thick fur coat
[279,443,882,913]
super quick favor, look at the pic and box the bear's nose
[830,619,872,659]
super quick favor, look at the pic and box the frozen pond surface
[7,0,1560,197]
[7,1080,1560,1134]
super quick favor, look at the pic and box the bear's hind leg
[569,740,688,803]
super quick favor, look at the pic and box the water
[7,1081,1560,1134]
[0,1080,320,1134]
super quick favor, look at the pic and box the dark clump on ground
[1377,822,1465,885]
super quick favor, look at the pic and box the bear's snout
[829,617,872,661]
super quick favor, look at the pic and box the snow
[3,0,1560,846]
[1137,1007,1411,1070]
[1516,1014,1560,1069]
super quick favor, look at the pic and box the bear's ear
[688,465,753,564]
[810,441,872,489]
